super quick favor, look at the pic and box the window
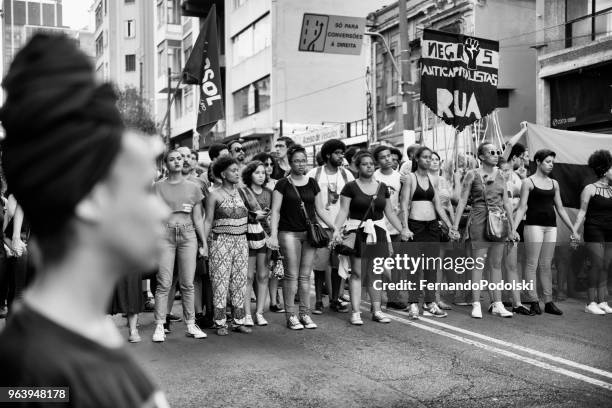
[233,0,247,9]
[157,0,166,27]
[167,0,181,25]
[125,54,136,72]
[125,20,135,38]
[157,41,167,77]
[95,2,103,29]
[384,43,397,103]
[95,32,104,57]
[168,40,182,74]
[565,0,612,47]
[233,76,270,120]
[231,14,270,65]
[497,89,510,108]
[183,33,193,62]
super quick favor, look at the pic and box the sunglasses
[233,147,244,153]
[487,150,502,156]
[263,162,273,167]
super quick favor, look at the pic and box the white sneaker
[244,314,254,327]
[287,315,304,330]
[350,312,363,325]
[408,303,420,320]
[585,302,606,315]
[300,315,317,329]
[597,302,612,313]
[471,302,483,319]
[128,330,141,343]
[186,324,207,339]
[372,311,391,323]
[423,302,448,318]
[489,302,513,318]
[254,313,268,326]
[152,324,166,342]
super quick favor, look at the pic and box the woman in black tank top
[513,149,577,316]
[572,150,612,315]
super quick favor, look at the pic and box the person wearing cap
[0,33,171,406]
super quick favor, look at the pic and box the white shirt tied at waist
[337,218,391,280]
[344,218,390,244]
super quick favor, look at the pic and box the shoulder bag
[288,177,329,248]
[478,171,509,242]
[334,182,382,256]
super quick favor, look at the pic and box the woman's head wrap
[0,33,124,237]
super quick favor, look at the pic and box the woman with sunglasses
[333,151,409,325]
[253,152,278,191]
[241,160,272,326]
[513,149,577,316]
[452,143,519,319]
[268,144,335,330]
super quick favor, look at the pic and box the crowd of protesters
[2,135,612,341]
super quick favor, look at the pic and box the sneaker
[585,302,606,315]
[423,302,448,318]
[407,303,420,320]
[330,299,350,313]
[270,304,285,313]
[152,324,166,342]
[167,313,182,322]
[597,302,612,313]
[186,324,207,339]
[350,312,363,325]
[244,315,254,327]
[128,330,141,343]
[512,305,535,316]
[232,324,252,334]
[254,313,268,326]
[312,301,324,315]
[471,302,483,319]
[544,302,563,316]
[300,315,317,329]
[386,301,408,310]
[372,311,391,323]
[530,301,542,315]
[287,315,304,330]
[340,294,351,303]
[489,302,513,318]
[143,298,155,312]
[437,300,452,310]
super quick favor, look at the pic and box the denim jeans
[279,231,316,319]
[154,223,197,325]
[523,225,557,303]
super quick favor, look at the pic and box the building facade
[370,0,537,147]
[224,0,388,155]
[535,0,612,134]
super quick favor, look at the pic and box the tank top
[212,190,248,235]
[412,174,435,201]
[524,178,556,226]
[585,184,612,227]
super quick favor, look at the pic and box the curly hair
[242,160,266,186]
[287,144,307,163]
[320,139,346,162]
[588,149,612,179]
[212,156,238,179]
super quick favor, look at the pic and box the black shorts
[584,223,612,243]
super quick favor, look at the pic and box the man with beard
[227,140,247,172]
[307,139,353,314]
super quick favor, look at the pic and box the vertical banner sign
[420,29,499,131]
[182,4,224,134]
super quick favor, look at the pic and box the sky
[61,0,94,31]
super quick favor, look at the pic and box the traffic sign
[298,13,365,55]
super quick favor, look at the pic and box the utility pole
[398,0,413,134]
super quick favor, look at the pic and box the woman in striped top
[203,156,251,336]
